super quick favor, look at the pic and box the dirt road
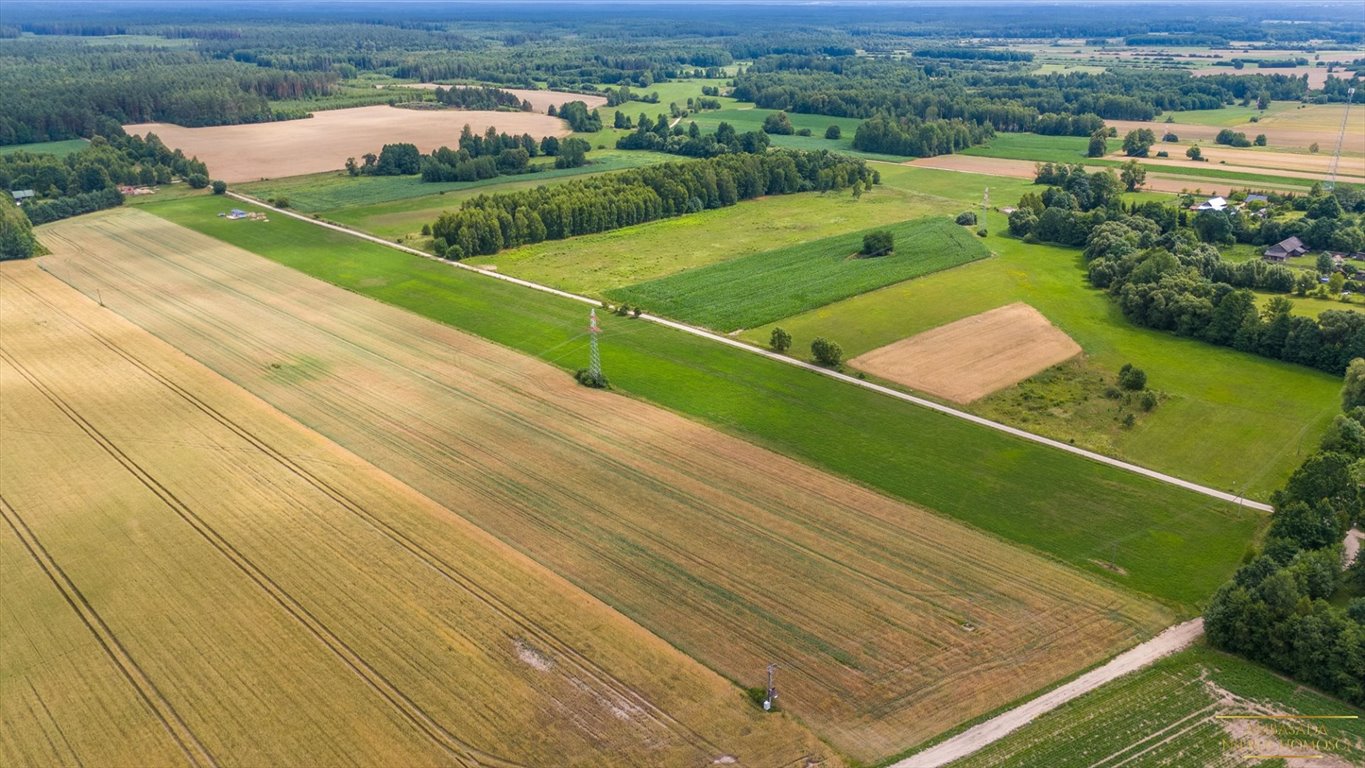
[890,619,1206,768]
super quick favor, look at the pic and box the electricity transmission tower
[763,663,778,711]
[587,307,602,385]
[981,187,989,234]
[1325,86,1356,192]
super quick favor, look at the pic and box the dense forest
[430,149,874,258]
[2,1,1360,146]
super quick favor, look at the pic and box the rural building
[1263,236,1307,261]
[1244,194,1269,204]
[10,189,35,204]
[1193,196,1227,211]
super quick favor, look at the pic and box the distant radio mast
[587,307,602,385]
[1325,86,1356,192]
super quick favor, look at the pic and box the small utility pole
[763,663,778,711]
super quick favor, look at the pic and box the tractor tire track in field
[0,494,216,768]
[0,345,508,768]
[8,270,724,762]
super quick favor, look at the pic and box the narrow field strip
[1,262,830,767]
[38,210,1175,763]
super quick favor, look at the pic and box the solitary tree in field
[1121,129,1155,157]
[211,180,227,195]
[1119,160,1146,192]
[861,230,894,257]
[825,124,841,140]
[1087,129,1108,158]
[1186,145,1203,162]
[811,337,843,368]
[769,327,792,353]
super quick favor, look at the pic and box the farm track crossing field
[851,304,1082,404]
[0,261,834,767]
[607,216,988,331]
[38,208,1176,763]
[125,105,570,183]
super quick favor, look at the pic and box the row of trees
[430,150,874,259]
[0,196,41,260]
[1081,217,1365,374]
[431,85,532,112]
[550,101,603,132]
[1205,367,1364,706]
[0,130,208,200]
[22,188,124,226]
[616,117,771,157]
[850,115,995,157]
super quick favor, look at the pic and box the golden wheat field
[0,260,835,768]
[32,208,1175,763]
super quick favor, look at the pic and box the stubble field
[850,303,1083,404]
[126,105,569,182]
[0,261,836,767]
[35,208,1175,763]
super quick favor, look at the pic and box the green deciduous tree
[811,337,843,367]
[769,326,792,352]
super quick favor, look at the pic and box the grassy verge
[608,216,988,330]
[137,192,1262,609]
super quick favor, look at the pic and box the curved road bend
[225,192,1274,514]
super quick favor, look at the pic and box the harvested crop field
[38,208,1173,763]
[1105,106,1365,157]
[125,105,568,182]
[851,303,1082,404]
[0,260,833,767]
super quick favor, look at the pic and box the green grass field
[467,178,952,294]
[608,216,988,330]
[961,133,1093,164]
[742,178,1340,500]
[133,191,1261,610]
[951,643,1365,768]
[0,139,90,157]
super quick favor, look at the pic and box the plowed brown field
[850,303,1082,404]
[0,261,832,767]
[125,105,568,182]
[36,209,1173,763]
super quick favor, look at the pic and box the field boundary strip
[223,191,1274,513]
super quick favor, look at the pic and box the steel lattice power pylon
[1325,86,1356,191]
[587,307,602,384]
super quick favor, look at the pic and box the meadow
[746,168,1342,500]
[608,216,988,330]
[1,260,829,767]
[131,192,1261,610]
[0,138,89,157]
[466,178,952,294]
[37,209,1175,763]
[951,644,1365,768]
